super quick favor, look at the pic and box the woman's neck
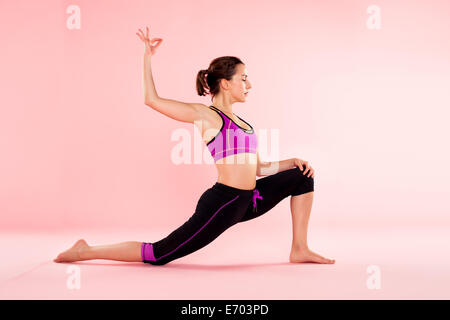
[212,104,234,117]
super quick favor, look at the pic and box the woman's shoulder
[192,103,223,128]
[196,103,221,120]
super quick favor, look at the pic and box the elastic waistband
[212,182,255,195]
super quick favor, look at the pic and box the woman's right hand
[136,26,163,56]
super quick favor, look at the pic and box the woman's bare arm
[137,26,205,123]
[257,151,294,176]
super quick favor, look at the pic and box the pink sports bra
[206,105,258,162]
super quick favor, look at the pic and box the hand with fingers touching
[293,158,315,178]
[136,26,163,56]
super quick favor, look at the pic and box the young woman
[54,26,335,265]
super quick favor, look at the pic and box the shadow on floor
[67,261,313,270]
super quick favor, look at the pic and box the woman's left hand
[292,158,315,178]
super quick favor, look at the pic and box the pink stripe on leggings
[141,195,240,262]
[141,242,155,262]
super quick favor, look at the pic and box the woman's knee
[292,166,314,196]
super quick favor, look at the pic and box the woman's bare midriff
[215,154,257,190]
[197,105,258,191]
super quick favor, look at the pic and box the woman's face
[222,64,252,102]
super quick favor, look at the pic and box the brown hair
[196,56,244,102]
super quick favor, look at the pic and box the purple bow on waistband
[252,189,263,212]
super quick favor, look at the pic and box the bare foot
[54,239,89,263]
[289,247,335,264]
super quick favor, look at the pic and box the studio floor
[1,224,449,300]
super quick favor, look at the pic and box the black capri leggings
[142,166,314,265]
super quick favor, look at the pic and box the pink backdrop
[1,0,449,233]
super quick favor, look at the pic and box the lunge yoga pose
[54,26,335,265]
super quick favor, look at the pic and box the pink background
[1,0,450,299]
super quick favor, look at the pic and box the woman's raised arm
[137,26,204,123]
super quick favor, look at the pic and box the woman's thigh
[142,183,253,265]
[238,166,314,223]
